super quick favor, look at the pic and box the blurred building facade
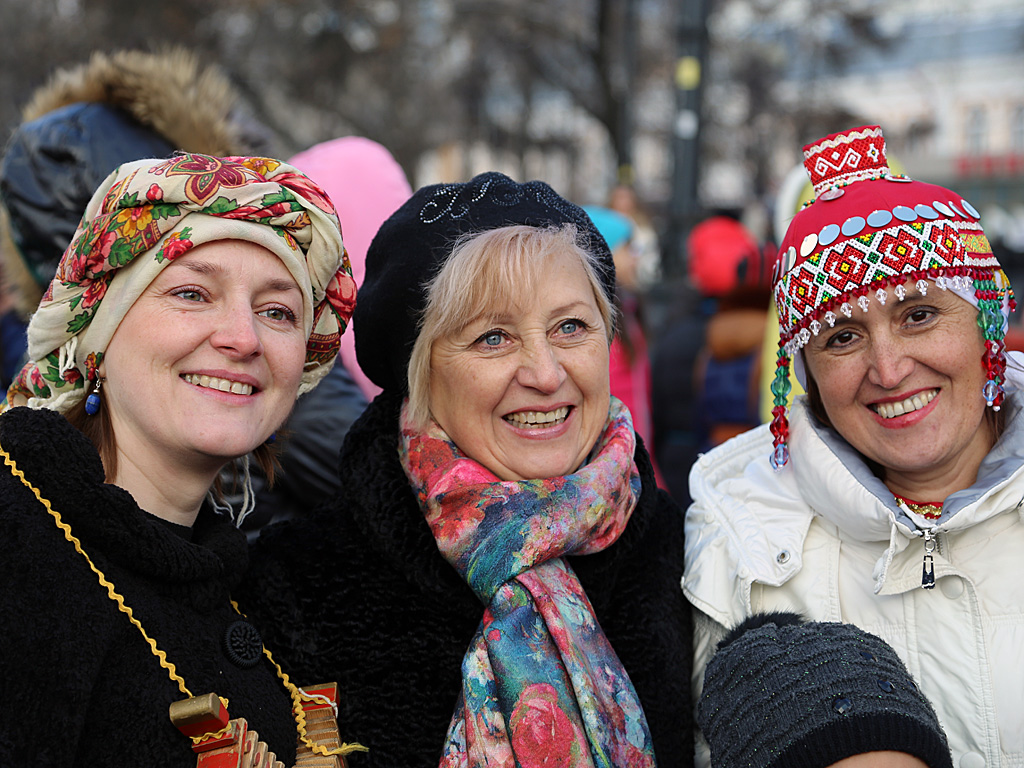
[705,0,1024,254]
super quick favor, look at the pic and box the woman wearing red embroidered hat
[684,126,1024,767]
[0,153,361,766]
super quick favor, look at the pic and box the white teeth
[505,406,570,428]
[874,389,936,419]
[182,373,254,396]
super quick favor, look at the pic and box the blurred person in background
[0,153,359,767]
[240,172,691,767]
[608,183,662,291]
[685,125,1024,766]
[648,210,771,504]
[686,211,773,451]
[288,135,412,402]
[232,136,413,534]
[584,204,658,470]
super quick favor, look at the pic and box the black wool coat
[0,407,297,768]
[240,391,693,767]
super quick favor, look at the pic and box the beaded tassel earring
[974,268,1011,411]
[769,349,793,470]
[85,379,103,416]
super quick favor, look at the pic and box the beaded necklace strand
[0,441,366,766]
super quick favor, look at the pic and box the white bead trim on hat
[781,274,978,357]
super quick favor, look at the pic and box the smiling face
[427,248,611,481]
[802,284,994,496]
[100,239,307,481]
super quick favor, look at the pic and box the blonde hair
[406,224,617,429]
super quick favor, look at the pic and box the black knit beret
[697,612,953,768]
[353,171,615,393]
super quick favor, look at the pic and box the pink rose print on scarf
[509,684,585,768]
[59,227,118,283]
[29,366,49,397]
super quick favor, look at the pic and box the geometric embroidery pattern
[775,219,998,339]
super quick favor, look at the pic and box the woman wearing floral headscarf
[0,153,360,767]
[685,126,1024,766]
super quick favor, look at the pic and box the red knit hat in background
[768,125,1014,470]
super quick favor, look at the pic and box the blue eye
[482,331,504,346]
[559,319,585,335]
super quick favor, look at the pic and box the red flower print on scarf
[146,183,164,202]
[80,272,113,310]
[428,504,485,550]
[509,684,582,768]
[275,172,338,215]
[156,230,194,263]
[59,227,118,283]
[162,154,265,206]
[324,267,357,328]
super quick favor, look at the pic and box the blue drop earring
[85,379,103,416]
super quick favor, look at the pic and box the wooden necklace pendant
[170,683,348,768]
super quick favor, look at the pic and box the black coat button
[224,620,264,668]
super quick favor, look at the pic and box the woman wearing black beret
[240,172,692,767]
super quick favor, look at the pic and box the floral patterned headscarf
[5,153,356,412]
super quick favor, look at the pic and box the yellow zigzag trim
[0,441,192,699]
[231,601,368,759]
[2,438,367,758]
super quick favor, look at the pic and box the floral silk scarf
[399,397,656,768]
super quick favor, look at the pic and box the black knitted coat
[0,406,297,767]
[240,391,693,767]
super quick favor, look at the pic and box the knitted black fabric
[697,614,953,768]
[0,406,297,767]
[354,172,616,393]
[239,390,693,767]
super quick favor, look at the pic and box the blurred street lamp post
[666,0,711,277]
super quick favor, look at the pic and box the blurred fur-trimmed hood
[22,47,247,157]
[1,48,256,317]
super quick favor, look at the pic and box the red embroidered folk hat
[768,125,1014,469]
